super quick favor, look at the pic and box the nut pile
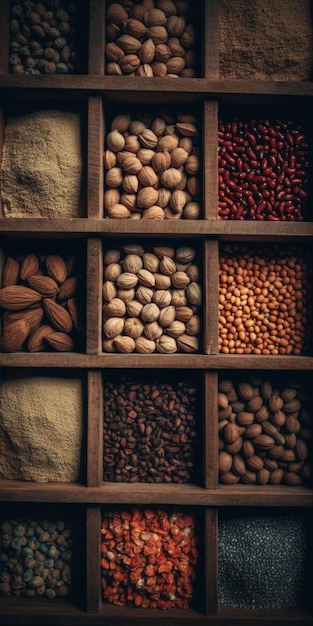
[218,375,313,486]
[9,0,81,75]
[105,0,198,77]
[0,517,72,599]
[219,244,312,355]
[102,243,202,353]
[0,251,85,352]
[104,378,199,483]
[101,508,199,609]
[218,118,309,220]
[104,110,201,220]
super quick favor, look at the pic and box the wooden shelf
[0,0,313,623]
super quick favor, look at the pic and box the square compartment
[0,369,87,484]
[103,370,203,485]
[218,371,313,487]
[218,241,313,356]
[218,509,312,611]
[103,104,202,220]
[0,237,86,353]
[101,238,203,354]
[0,503,86,607]
[0,100,87,219]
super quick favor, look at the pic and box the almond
[27,274,59,297]
[2,257,20,287]
[66,297,83,332]
[0,318,30,352]
[45,331,74,352]
[57,276,78,301]
[43,298,73,333]
[19,253,40,281]
[3,306,44,334]
[45,255,68,284]
[0,285,42,310]
[27,323,55,352]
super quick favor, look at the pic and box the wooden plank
[87,370,103,487]
[205,239,219,354]
[0,0,9,75]
[88,0,105,75]
[86,506,102,612]
[88,96,103,218]
[204,373,219,489]
[204,101,219,219]
[1,481,312,507]
[205,508,218,613]
[86,238,102,354]
[204,0,220,79]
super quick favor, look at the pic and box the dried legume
[0,517,73,598]
[101,508,199,609]
[9,0,82,75]
[218,243,312,355]
[104,378,200,483]
[218,119,309,221]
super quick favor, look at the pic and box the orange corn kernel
[134,593,143,606]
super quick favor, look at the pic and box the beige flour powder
[0,109,85,217]
[219,0,313,80]
[0,376,84,482]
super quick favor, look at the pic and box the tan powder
[0,375,84,482]
[0,109,85,217]
[219,0,313,80]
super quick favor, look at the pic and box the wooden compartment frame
[1,0,313,624]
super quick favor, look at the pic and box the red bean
[218,118,309,221]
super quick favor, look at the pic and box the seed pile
[9,0,81,75]
[104,378,199,483]
[105,0,198,77]
[0,517,72,599]
[102,243,201,353]
[101,508,199,609]
[0,251,85,352]
[104,110,201,220]
[218,243,312,355]
[218,514,308,609]
[218,374,313,486]
[218,119,309,220]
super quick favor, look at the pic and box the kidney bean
[218,118,309,220]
